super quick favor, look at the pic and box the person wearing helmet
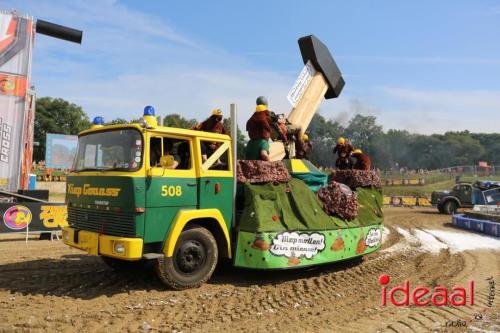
[295,133,313,159]
[245,96,272,160]
[193,108,227,158]
[352,148,371,170]
[333,137,354,170]
[193,108,226,135]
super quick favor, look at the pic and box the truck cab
[63,117,234,289]
[431,181,500,215]
[431,183,474,214]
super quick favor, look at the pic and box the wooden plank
[269,141,286,161]
[287,71,328,136]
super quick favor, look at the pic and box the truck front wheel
[155,226,218,290]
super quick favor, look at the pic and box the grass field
[384,175,500,197]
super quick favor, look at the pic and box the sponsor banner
[234,224,383,269]
[0,12,34,191]
[45,133,78,169]
[0,202,68,233]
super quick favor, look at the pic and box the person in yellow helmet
[193,108,226,135]
[333,137,354,169]
[352,148,371,170]
[193,108,227,159]
[295,133,313,159]
[245,96,272,160]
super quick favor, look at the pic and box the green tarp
[282,159,328,192]
[238,178,383,232]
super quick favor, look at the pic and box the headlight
[113,241,125,254]
[62,230,69,242]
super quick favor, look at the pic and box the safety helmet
[303,134,309,142]
[337,137,346,145]
[352,149,363,155]
[212,108,223,116]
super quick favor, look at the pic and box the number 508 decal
[161,185,182,197]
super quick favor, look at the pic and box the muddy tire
[437,204,444,214]
[155,227,218,290]
[443,200,458,215]
[101,256,146,271]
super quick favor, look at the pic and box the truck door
[458,184,473,206]
[195,138,234,231]
[145,134,197,242]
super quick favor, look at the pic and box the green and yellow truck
[62,35,383,289]
[62,108,384,290]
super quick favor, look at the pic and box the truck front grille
[68,207,136,237]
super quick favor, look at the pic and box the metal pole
[230,103,237,228]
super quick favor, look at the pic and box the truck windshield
[483,188,500,205]
[72,129,143,172]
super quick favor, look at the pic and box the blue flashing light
[144,105,155,116]
[93,116,104,125]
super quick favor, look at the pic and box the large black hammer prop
[270,34,344,160]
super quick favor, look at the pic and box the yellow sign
[67,184,121,198]
[39,205,68,228]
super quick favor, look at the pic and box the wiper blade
[76,167,107,172]
[106,167,132,171]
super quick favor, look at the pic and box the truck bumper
[62,227,143,260]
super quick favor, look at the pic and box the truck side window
[150,137,162,167]
[150,136,192,170]
[167,138,192,170]
[200,140,229,171]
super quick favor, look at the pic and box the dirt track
[0,207,498,333]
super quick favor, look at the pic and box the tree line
[34,97,499,169]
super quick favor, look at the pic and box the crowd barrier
[384,179,425,186]
[383,195,432,207]
[453,214,500,237]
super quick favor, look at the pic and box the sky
[4,0,500,134]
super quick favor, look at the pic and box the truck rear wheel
[155,226,218,290]
[443,200,458,215]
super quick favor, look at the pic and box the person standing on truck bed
[245,96,271,161]
[352,149,371,170]
[334,137,353,169]
[296,134,312,159]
